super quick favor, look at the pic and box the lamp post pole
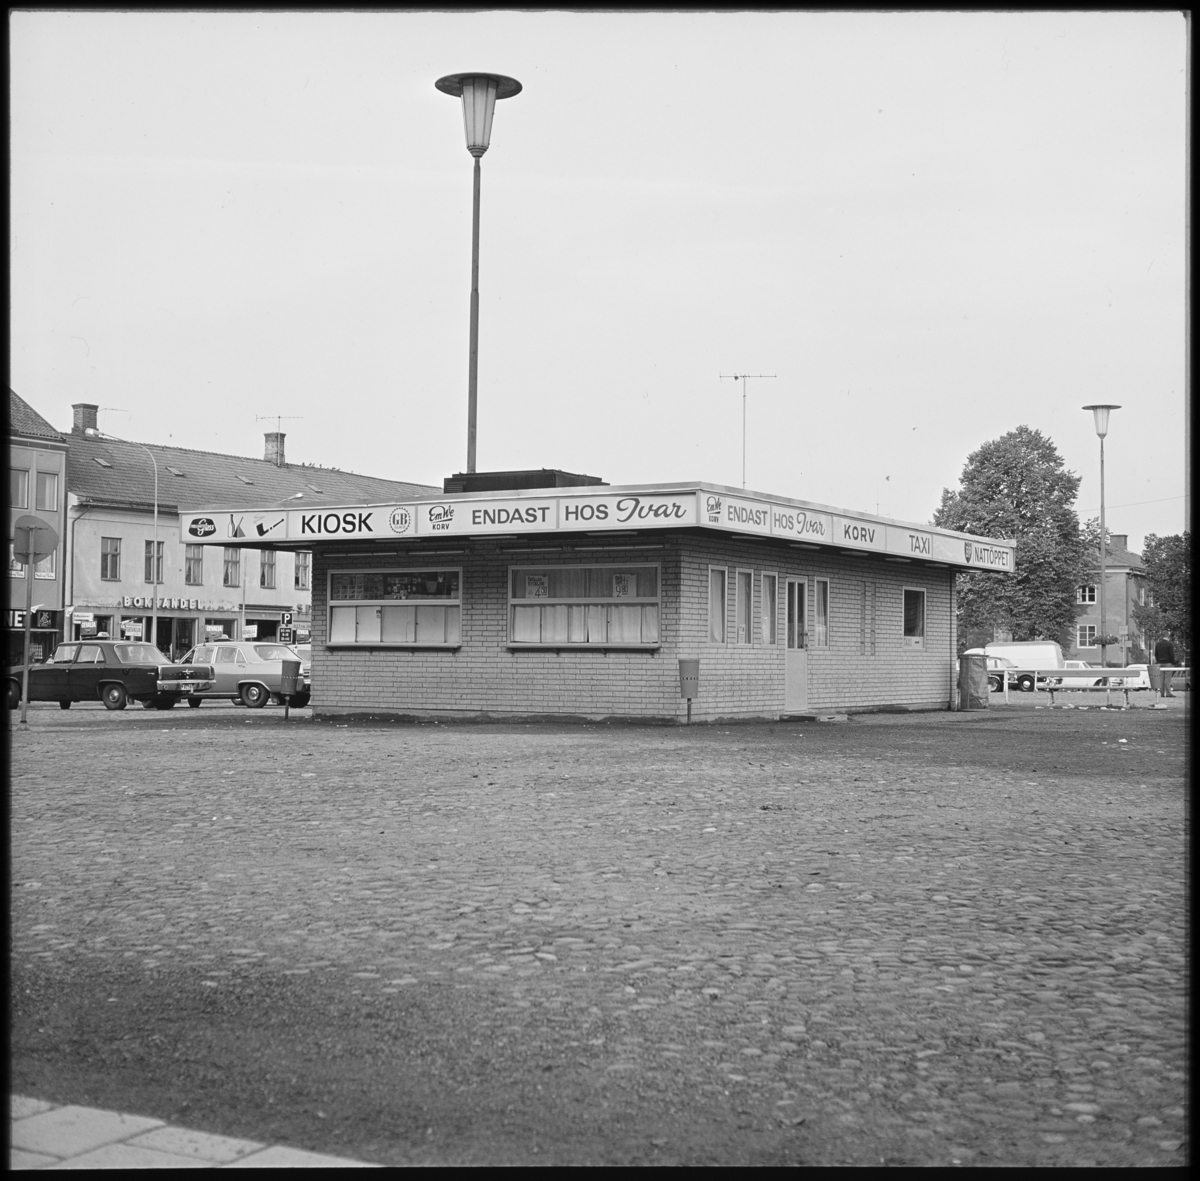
[436,72,522,474]
[1083,404,1120,674]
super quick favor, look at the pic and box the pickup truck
[7,640,215,711]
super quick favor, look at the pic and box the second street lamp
[435,72,522,474]
[1082,403,1120,674]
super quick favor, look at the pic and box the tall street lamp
[435,71,522,474]
[86,427,159,649]
[1082,404,1120,672]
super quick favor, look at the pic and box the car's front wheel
[101,683,127,711]
[1016,675,1035,693]
[240,683,269,709]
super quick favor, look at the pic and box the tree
[1132,532,1191,662]
[933,426,1092,652]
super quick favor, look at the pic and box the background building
[1073,534,1147,665]
[8,391,69,665]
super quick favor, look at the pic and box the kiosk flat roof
[180,480,1015,574]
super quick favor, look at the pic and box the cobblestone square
[9,699,1188,1166]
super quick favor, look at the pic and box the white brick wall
[309,536,956,720]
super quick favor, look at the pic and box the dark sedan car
[7,641,215,711]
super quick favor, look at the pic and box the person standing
[1152,635,1177,698]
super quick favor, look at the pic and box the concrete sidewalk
[10,1096,379,1169]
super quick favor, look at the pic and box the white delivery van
[981,640,1065,692]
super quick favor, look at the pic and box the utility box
[279,659,302,700]
[679,658,700,699]
[958,653,989,710]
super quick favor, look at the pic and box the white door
[785,578,808,712]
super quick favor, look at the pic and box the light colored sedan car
[177,641,311,709]
[1052,660,1108,689]
[1110,664,1151,689]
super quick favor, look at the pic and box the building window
[100,537,121,581]
[903,587,925,650]
[1078,624,1097,648]
[329,569,462,647]
[185,545,203,585]
[34,550,56,580]
[144,540,164,584]
[1077,584,1097,604]
[735,570,753,644]
[295,551,311,591]
[259,549,276,589]
[761,573,778,645]
[708,567,727,643]
[223,548,241,588]
[35,471,59,512]
[9,541,25,578]
[11,468,29,509]
[508,565,660,647]
[814,578,830,647]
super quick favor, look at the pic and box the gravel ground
[9,696,1189,1166]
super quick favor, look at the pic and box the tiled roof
[10,390,65,442]
[65,431,439,514]
[1095,541,1144,572]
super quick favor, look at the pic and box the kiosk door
[785,578,808,712]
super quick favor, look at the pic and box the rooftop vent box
[443,468,606,494]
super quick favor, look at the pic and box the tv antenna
[256,414,304,434]
[719,373,776,488]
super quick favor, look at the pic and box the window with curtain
[259,550,276,589]
[101,537,121,580]
[735,570,753,644]
[814,578,830,647]
[509,565,660,647]
[185,545,203,585]
[761,573,777,645]
[36,471,59,511]
[223,548,241,588]
[11,469,29,509]
[144,540,163,584]
[294,551,311,591]
[329,569,461,647]
[709,568,726,643]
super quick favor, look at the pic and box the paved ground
[9,695,1188,1167]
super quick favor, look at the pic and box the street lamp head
[435,72,522,157]
[1082,403,1120,439]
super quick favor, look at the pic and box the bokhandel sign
[180,485,1012,570]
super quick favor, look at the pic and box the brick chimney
[72,403,99,435]
[264,431,286,466]
[1110,534,1128,551]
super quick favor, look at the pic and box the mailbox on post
[679,658,700,724]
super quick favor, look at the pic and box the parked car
[6,641,215,711]
[984,655,1018,692]
[1110,664,1150,689]
[1051,660,1108,689]
[177,641,310,709]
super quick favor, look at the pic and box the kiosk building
[180,471,1015,722]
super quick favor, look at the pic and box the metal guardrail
[993,666,1190,707]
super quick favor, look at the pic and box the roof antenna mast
[719,373,776,489]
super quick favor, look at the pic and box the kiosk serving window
[328,569,461,646]
[509,564,660,647]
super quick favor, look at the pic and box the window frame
[185,544,203,586]
[35,470,59,512]
[708,566,728,644]
[327,567,463,649]
[294,550,311,591]
[1077,584,1097,604]
[99,537,121,582]
[761,571,779,646]
[507,563,662,650]
[734,568,754,645]
[223,547,241,588]
[11,468,29,509]
[259,549,277,590]
[143,540,164,585]
[902,586,926,650]
[1077,623,1097,648]
[813,577,831,648]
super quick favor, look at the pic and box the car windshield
[254,645,296,661]
[48,645,79,664]
[115,643,165,663]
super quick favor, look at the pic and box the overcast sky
[10,10,1187,550]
